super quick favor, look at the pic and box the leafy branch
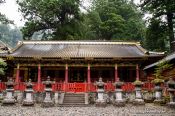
[0,58,7,75]
[154,61,173,80]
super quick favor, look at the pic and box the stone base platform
[167,102,175,108]
[95,101,107,107]
[22,100,35,106]
[153,99,165,105]
[42,101,54,107]
[113,100,125,107]
[2,99,16,105]
[132,99,145,105]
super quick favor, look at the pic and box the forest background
[0,0,175,52]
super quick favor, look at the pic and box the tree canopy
[0,0,13,24]
[141,0,175,52]
[17,0,145,41]
[0,58,6,75]
[17,0,84,40]
[143,19,168,52]
[85,0,145,40]
[0,24,22,47]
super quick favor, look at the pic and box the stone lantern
[0,80,3,100]
[22,79,34,106]
[167,78,175,107]
[42,76,54,107]
[133,80,145,105]
[2,78,16,105]
[153,79,164,104]
[113,80,125,106]
[95,77,106,107]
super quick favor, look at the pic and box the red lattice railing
[122,82,135,92]
[0,82,157,92]
[142,82,155,91]
[0,82,6,91]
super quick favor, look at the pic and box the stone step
[58,104,89,107]
[62,93,85,106]
[64,96,84,98]
[64,93,85,96]
[64,99,85,102]
[60,103,85,105]
[63,99,85,102]
[64,98,85,101]
[64,95,85,97]
[65,93,84,94]
[63,102,85,104]
[63,101,85,103]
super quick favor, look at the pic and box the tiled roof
[144,52,175,70]
[1,41,164,58]
[0,41,11,52]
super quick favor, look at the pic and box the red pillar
[37,64,41,92]
[37,64,41,83]
[15,63,20,83]
[64,64,68,92]
[65,64,68,83]
[115,64,119,82]
[87,64,91,83]
[136,64,139,80]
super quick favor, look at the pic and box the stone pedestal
[0,91,3,102]
[42,88,54,107]
[167,78,175,107]
[95,89,106,107]
[168,89,175,107]
[42,76,54,107]
[22,79,35,106]
[16,91,23,103]
[154,84,164,104]
[143,91,154,103]
[133,85,145,105]
[2,78,16,105]
[95,77,106,107]
[113,81,125,106]
[54,92,59,105]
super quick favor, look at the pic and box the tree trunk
[167,13,175,52]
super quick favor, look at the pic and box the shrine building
[0,41,164,92]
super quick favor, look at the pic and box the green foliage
[17,0,145,41]
[152,78,164,84]
[17,0,84,40]
[0,58,6,75]
[154,61,173,80]
[143,19,168,52]
[133,80,143,85]
[99,13,125,40]
[0,0,13,24]
[85,0,145,40]
[0,24,22,47]
[141,0,175,17]
[141,0,175,51]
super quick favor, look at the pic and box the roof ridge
[0,40,12,50]
[21,40,140,45]
[10,41,23,53]
[135,44,149,54]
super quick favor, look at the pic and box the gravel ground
[0,104,174,116]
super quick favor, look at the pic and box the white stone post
[154,83,163,103]
[2,78,16,105]
[167,78,175,107]
[113,81,125,106]
[133,80,145,105]
[42,76,54,107]
[22,79,34,106]
[95,77,106,107]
